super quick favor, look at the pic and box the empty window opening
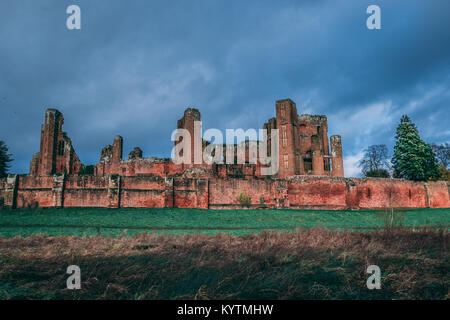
[323,158,330,171]
[303,158,312,172]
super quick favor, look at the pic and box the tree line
[358,115,449,181]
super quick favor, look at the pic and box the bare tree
[430,143,449,169]
[358,144,390,178]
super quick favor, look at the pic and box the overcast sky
[1,0,449,176]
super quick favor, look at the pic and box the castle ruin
[29,99,343,179]
[0,98,448,210]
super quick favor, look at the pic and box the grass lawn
[0,207,449,237]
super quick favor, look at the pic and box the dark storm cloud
[0,0,449,176]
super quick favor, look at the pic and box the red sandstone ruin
[0,99,449,210]
[28,99,344,179]
[29,109,82,176]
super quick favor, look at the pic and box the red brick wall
[174,178,199,208]
[209,178,277,208]
[0,175,448,210]
[16,175,55,208]
[64,176,111,208]
[346,179,432,209]
[427,181,450,208]
[288,176,347,209]
[121,176,167,208]
[121,189,165,208]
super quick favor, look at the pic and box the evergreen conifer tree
[0,141,13,178]
[392,115,440,181]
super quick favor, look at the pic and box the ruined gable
[29,108,82,175]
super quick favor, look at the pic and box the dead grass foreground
[0,228,448,300]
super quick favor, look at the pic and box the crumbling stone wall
[128,147,143,160]
[95,135,123,175]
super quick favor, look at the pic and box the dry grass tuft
[0,228,448,300]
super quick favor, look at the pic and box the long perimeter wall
[0,175,449,210]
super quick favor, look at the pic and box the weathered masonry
[29,109,82,176]
[28,99,343,179]
[0,98,448,210]
[263,99,343,178]
[1,175,449,209]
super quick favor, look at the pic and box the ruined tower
[263,98,343,178]
[29,108,81,175]
[175,108,202,165]
[276,99,300,177]
[330,135,344,177]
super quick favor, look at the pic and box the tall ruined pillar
[276,99,298,177]
[311,135,325,176]
[176,108,201,165]
[112,136,123,163]
[330,135,344,177]
[38,109,63,175]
